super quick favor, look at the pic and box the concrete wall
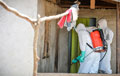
[0,0,37,76]
[37,0,61,72]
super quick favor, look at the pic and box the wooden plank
[113,0,120,2]
[37,73,120,76]
[59,5,116,9]
[58,28,68,73]
[116,2,120,73]
[90,0,95,9]
[54,26,59,72]
[56,0,61,4]
[38,0,58,72]
[102,0,117,4]
[59,0,116,9]
[37,0,46,72]
[43,21,50,59]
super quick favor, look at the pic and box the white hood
[98,19,107,29]
[75,23,86,33]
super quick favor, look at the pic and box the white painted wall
[0,0,37,76]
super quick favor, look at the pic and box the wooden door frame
[116,2,120,73]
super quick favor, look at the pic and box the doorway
[68,18,96,73]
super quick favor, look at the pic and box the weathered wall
[37,0,62,72]
[37,0,45,72]
[37,0,68,73]
[0,0,37,76]
[58,27,68,73]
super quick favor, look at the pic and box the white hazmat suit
[75,23,100,73]
[98,19,114,74]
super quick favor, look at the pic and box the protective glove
[79,51,85,62]
[72,56,81,64]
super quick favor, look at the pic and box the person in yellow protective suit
[98,19,114,74]
[75,23,100,73]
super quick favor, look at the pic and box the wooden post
[33,25,40,76]
[90,0,95,9]
[116,2,120,73]
[43,21,50,59]
[33,15,41,76]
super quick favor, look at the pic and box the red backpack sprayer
[72,28,108,64]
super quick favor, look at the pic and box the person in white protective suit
[98,19,114,74]
[75,23,100,73]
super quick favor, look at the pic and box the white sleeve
[106,29,114,44]
[78,31,87,51]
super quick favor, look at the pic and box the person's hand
[72,56,81,63]
[79,56,85,62]
[79,51,85,62]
